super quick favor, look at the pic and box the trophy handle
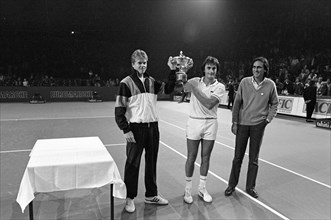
[176,73,187,82]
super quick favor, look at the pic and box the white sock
[185,176,192,189]
[199,175,207,189]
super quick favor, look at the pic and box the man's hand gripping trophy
[167,51,193,103]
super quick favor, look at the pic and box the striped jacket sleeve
[164,70,176,94]
[115,80,131,134]
[154,70,176,94]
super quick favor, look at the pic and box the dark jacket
[228,83,235,96]
[303,85,317,102]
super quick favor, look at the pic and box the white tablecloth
[16,136,126,212]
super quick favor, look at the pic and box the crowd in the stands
[1,0,330,97]
[1,52,330,97]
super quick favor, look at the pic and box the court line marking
[160,140,290,220]
[0,149,32,153]
[2,115,329,189]
[0,116,115,122]
[105,143,125,147]
[216,141,331,189]
[160,119,331,189]
[0,143,124,154]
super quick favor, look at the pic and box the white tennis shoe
[198,187,212,203]
[125,198,135,213]
[145,195,168,205]
[183,187,193,204]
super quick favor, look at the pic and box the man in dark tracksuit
[227,80,235,109]
[303,80,317,122]
[115,49,176,213]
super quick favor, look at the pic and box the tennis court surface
[1,101,330,220]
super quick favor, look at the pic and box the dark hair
[252,56,269,77]
[200,56,220,76]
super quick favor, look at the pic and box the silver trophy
[169,51,193,83]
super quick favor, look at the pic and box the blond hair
[131,49,148,64]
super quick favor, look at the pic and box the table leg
[110,184,114,220]
[29,201,34,220]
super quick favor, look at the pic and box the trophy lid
[171,51,193,74]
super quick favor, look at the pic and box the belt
[130,122,158,127]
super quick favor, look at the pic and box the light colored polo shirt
[188,77,226,119]
[251,76,266,90]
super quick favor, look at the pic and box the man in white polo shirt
[182,56,226,204]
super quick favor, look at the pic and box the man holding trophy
[180,56,226,204]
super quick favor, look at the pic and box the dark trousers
[228,122,266,189]
[228,95,234,109]
[306,101,316,120]
[124,122,159,199]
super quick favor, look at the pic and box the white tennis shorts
[186,117,218,140]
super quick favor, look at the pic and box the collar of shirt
[251,76,265,90]
[200,77,218,87]
[132,70,149,78]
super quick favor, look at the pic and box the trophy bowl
[170,51,193,83]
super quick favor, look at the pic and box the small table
[16,136,126,220]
